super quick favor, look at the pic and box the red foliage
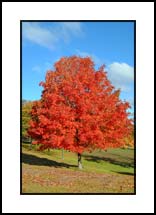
[28,56,133,153]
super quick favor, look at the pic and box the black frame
[20,20,136,195]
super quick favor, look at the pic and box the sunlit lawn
[22,143,135,193]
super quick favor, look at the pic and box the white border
[2,2,154,213]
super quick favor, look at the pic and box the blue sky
[22,21,134,113]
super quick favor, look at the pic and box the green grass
[22,143,135,193]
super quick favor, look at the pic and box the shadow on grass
[114,171,135,176]
[83,155,134,168]
[22,153,77,168]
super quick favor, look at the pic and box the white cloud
[23,22,83,50]
[107,62,134,91]
[44,62,52,69]
[129,98,134,107]
[32,62,54,75]
[32,65,41,73]
[60,22,83,43]
[61,22,82,35]
[76,49,102,65]
[23,23,58,49]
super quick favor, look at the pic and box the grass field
[22,143,135,193]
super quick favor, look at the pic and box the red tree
[28,56,133,168]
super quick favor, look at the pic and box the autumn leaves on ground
[22,144,134,193]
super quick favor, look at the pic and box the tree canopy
[28,56,133,154]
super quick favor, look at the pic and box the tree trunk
[78,153,82,169]
[62,149,64,160]
[29,137,32,150]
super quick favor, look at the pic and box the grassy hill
[22,144,135,193]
